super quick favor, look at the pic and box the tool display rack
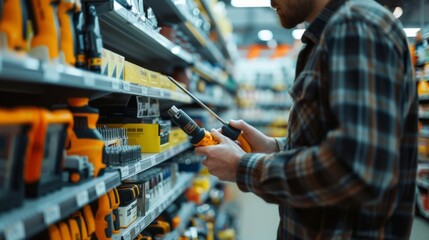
[0,0,236,239]
[416,34,429,220]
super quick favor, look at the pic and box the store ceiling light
[393,7,403,18]
[403,28,420,37]
[292,29,305,40]
[258,30,273,41]
[231,0,271,8]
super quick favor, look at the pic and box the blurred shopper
[195,0,418,239]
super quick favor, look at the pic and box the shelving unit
[145,0,225,67]
[0,172,121,240]
[112,173,194,240]
[0,53,193,103]
[0,0,236,238]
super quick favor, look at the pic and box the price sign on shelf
[84,74,95,86]
[43,205,61,225]
[95,181,106,197]
[76,190,89,207]
[120,167,129,179]
[112,80,120,90]
[4,222,25,240]
[42,64,60,82]
[123,82,131,92]
[135,162,142,173]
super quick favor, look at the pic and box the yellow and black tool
[108,188,121,234]
[167,76,251,152]
[85,4,102,73]
[90,194,113,240]
[73,8,85,69]
[28,0,60,60]
[58,0,81,65]
[168,105,219,147]
[66,98,106,177]
[0,0,28,51]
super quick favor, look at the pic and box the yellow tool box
[124,61,149,86]
[103,122,170,153]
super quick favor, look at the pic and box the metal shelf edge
[0,171,121,239]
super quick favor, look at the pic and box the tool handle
[237,134,251,153]
[221,125,251,153]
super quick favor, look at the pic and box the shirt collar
[302,0,347,44]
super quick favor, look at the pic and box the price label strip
[43,205,61,225]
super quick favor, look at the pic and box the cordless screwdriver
[167,76,251,152]
[168,105,219,147]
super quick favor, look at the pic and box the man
[195,0,418,239]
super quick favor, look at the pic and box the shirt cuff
[274,137,287,151]
[236,153,265,193]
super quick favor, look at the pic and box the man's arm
[237,19,406,207]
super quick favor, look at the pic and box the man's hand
[229,120,279,153]
[195,129,245,182]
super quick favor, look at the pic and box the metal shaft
[167,76,228,125]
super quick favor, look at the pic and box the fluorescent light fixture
[393,7,403,18]
[292,29,305,40]
[231,0,270,8]
[403,28,420,37]
[258,30,273,41]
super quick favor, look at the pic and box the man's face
[271,0,315,28]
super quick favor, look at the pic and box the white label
[43,205,61,225]
[120,167,129,179]
[4,222,25,240]
[123,82,131,92]
[112,80,120,90]
[43,64,60,82]
[95,181,106,197]
[84,75,95,86]
[135,162,142,173]
[150,156,155,166]
[124,233,131,240]
[76,190,89,207]
[141,87,148,95]
[139,221,145,232]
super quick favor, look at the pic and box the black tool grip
[221,124,241,140]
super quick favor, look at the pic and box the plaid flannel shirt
[236,0,418,239]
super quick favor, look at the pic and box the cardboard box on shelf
[104,121,171,153]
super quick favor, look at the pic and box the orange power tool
[58,0,81,65]
[167,76,251,152]
[0,0,28,51]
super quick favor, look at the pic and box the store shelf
[162,202,196,240]
[0,52,192,103]
[93,0,194,71]
[199,0,236,61]
[0,171,121,240]
[113,173,195,240]
[145,0,225,67]
[245,118,288,126]
[111,141,193,181]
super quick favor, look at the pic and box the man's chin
[279,17,301,29]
